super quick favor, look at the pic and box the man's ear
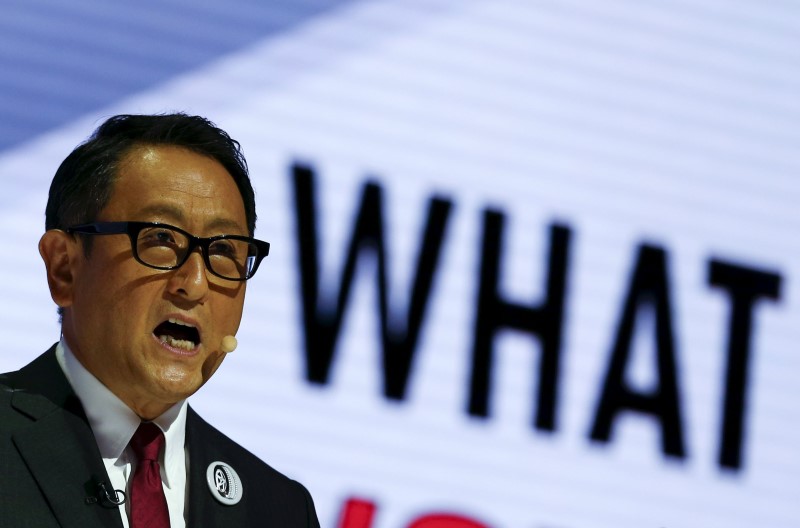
[38,230,81,309]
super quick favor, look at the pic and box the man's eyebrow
[206,217,247,234]
[138,204,186,223]
[138,203,247,234]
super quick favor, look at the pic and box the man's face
[58,145,249,418]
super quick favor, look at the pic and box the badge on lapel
[206,461,243,505]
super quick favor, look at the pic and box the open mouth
[153,318,201,351]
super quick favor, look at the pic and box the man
[0,114,320,527]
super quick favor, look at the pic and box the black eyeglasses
[67,221,270,281]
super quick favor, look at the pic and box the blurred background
[1,0,798,526]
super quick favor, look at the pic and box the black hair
[45,113,256,235]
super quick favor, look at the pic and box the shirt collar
[56,338,187,488]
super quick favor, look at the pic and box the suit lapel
[9,348,124,528]
[185,408,250,528]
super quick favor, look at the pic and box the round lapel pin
[206,461,243,505]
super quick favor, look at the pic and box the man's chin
[147,368,204,404]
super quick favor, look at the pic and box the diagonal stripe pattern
[129,422,170,528]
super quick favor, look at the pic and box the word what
[291,163,783,471]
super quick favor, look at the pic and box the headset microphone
[221,335,238,353]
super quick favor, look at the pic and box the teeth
[168,318,195,328]
[159,335,196,351]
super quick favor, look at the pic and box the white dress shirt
[56,340,188,528]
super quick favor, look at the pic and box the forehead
[103,145,247,234]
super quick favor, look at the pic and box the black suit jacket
[0,346,320,528]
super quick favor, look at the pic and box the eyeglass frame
[66,221,270,282]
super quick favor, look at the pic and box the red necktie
[129,422,171,528]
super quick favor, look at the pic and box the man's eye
[141,229,178,246]
[209,240,238,257]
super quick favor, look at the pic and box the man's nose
[167,250,210,303]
